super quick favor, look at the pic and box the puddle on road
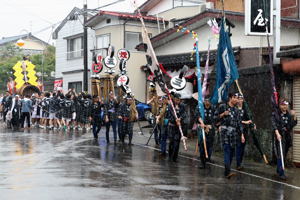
[150,185,190,191]
[131,177,152,184]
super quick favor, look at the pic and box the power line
[32,21,62,36]
[93,0,126,11]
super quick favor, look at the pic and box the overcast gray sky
[0,0,146,44]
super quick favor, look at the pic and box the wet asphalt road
[0,128,300,200]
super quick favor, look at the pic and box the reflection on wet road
[0,129,299,200]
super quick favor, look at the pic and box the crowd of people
[0,89,138,145]
[148,89,297,180]
[0,87,297,180]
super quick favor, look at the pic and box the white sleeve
[10,98,15,112]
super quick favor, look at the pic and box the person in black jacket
[62,94,75,131]
[118,95,137,145]
[54,92,63,130]
[165,93,186,162]
[104,91,119,143]
[41,92,51,129]
[195,98,215,168]
[236,94,252,170]
[2,91,12,122]
[73,93,82,130]
[79,93,92,131]
[10,95,22,131]
[91,95,105,139]
[271,99,297,180]
[49,93,59,129]
[216,93,242,179]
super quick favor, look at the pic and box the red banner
[54,80,63,91]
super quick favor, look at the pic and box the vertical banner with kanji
[245,0,273,36]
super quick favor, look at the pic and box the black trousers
[21,112,31,128]
[92,122,101,139]
[3,111,7,122]
[120,121,133,143]
[168,126,181,162]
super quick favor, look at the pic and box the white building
[52,7,95,93]
[85,10,165,102]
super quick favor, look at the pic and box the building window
[67,36,83,60]
[125,32,152,51]
[68,81,82,93]
[96,34,110,56]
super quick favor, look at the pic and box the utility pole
[83,3,88,92]
[273,0,281,64]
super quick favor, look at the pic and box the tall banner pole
[273,0,281,64]
[195,40,208,158]
[267,32,284,170]
[235,80,269,164]
[243,0,272,164]
[202,40,211,98]
[132,1,187,150]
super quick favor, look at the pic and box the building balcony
[67,49,83,60]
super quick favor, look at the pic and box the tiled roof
[0,34,29,45]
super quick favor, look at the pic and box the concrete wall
[126,52,147,102]
[95,25,123,50]
[147,0,204,15]
[94,16,121,30]
[148,0,173,15]
[156,5,204,20]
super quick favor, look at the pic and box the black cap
[125,94,133,99]
[204,97,210,101]
[172,93,181,99]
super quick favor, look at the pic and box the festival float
[10,57,41,96]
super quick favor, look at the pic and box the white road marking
[136,143,300,190]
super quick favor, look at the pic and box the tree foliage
[0,44,55,92]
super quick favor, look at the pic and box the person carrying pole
[156,95,169,156]
[165,93,186,162]
[271,98,297,180]
[217,93,242,178]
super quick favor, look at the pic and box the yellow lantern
[16,39,25,47]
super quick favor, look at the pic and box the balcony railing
[67,49,83,60]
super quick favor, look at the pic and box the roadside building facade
[52,7,95,93]
[0,33,49,55]
[85,10,166,102]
